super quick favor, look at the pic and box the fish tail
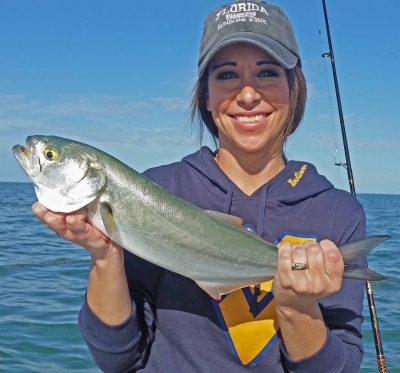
[338,235,390,281]
[343,265,388,281]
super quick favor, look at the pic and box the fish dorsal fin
[100,202,122,245]
[204,210,243,227]
[204,210,276,246]
[204,210,272,245]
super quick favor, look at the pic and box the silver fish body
[13,135,389,299]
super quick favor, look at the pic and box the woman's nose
[236,86,261,106]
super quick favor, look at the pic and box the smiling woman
[192,45,306,155]
[208,45,290,146]
[204,44,293,194]
[31,1,369,372]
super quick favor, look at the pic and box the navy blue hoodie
[79,147,366,373]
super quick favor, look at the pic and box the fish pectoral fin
[100,202,122,244]
[343,265,388,281]
[195,280,256,300]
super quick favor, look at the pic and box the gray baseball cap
[198,0,300,77]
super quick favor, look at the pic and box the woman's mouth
[234,114,265,123]
[231,113,269,131]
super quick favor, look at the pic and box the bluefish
[13,135,389,299]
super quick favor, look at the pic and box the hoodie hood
[182,147,334,206]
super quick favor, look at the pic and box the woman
[33,1,366,372]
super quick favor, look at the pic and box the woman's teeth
[234,115,265,123]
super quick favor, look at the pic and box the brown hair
[190,64,307,149]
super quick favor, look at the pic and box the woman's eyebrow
[257,61,281,67]
[212,62,237,70]
[212,61,281,70]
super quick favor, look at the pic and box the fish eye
[43,147,59,161]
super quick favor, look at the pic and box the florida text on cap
[198,0,301,77]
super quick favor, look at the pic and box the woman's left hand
[272,239,344,313]
[272,239,345,360]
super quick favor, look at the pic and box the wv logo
[212,228,319,366]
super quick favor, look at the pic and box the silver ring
[292,262,309,270]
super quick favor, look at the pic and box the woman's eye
[216,71,238,80]
[258,69,279,78]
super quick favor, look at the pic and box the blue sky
[1,0,399,194]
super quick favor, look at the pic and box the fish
[12,135,389,299]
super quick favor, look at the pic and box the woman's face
[207,43,290,156]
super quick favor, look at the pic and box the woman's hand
[32,201,122,260]
[272,239,344,360]
[273,239,344,312]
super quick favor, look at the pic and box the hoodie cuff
[280,328,346,373]
[78,298,141,352]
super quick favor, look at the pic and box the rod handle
[377,356,387,373]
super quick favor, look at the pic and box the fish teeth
[235,115,264,123]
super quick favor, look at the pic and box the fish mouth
[12,144,30,171]
[12,136,42,177]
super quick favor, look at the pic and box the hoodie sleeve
[78,165,193,373]
[78,252,162,373]
[280,198,367,373]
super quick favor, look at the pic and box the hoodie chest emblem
[288,164,307,187]
[212,231,319,366]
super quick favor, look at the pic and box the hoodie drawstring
[249,284,262,317]
[257,184,269,238]
[250,184,269,316]
[223,182,234,214]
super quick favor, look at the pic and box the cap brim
[198,33,298,77]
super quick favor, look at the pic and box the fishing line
[318,30,341,186]
[313,0,337,140]
[318,30,337,141]
[312,0,344,187]
[317,29,343,187]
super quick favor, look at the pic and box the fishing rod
[321,1,387,372]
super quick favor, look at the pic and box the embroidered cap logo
[215,2,269,30]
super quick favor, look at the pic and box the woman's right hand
[32,201,132,324]
[32,201,123,260]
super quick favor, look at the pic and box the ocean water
[0,182,399,373]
